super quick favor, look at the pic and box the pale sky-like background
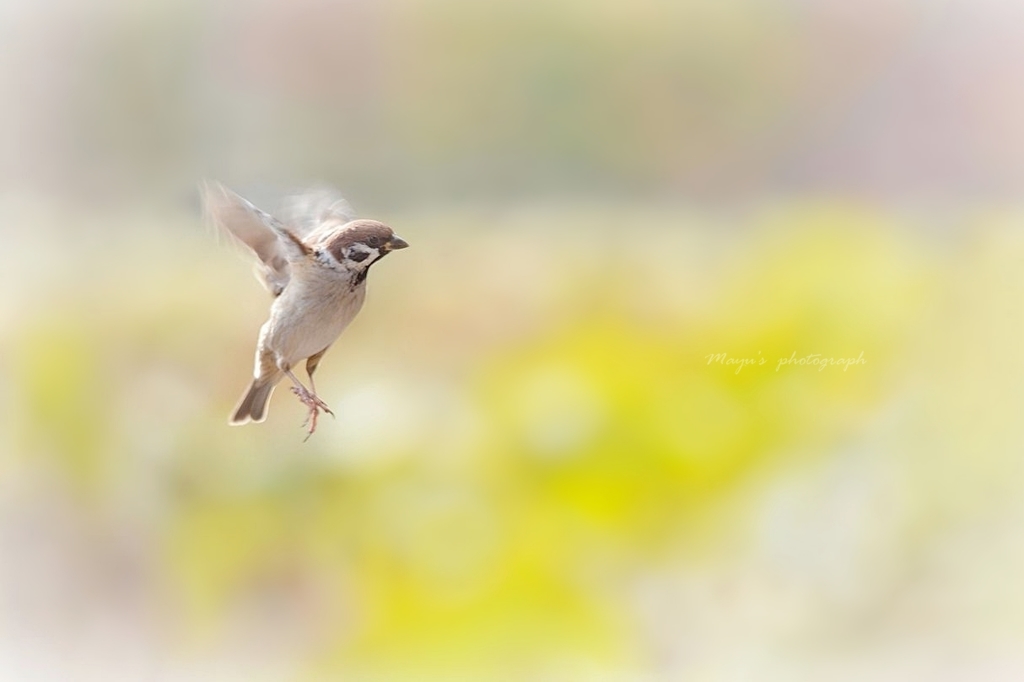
[2,0,1024,208]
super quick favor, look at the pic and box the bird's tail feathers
[230,377,278,425]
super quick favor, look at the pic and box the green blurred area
[1,201,948,677]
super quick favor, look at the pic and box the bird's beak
[385,235,409,251]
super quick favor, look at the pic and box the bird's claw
[291,385,333,439]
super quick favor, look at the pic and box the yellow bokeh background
[3,1,1024,680]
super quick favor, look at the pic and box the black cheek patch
[348,249,370,263]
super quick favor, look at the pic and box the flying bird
[204,182,408,437]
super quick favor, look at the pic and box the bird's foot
[291,385,334,439]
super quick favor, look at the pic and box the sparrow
[203,181,408,437]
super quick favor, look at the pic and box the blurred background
[2,0,1024,679]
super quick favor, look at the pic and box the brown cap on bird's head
[324,219,408,265]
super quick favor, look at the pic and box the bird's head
[321,219,408,273]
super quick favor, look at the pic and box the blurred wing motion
[202,181,312,296]
[281,186,357,239]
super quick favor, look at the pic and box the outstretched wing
[280,186,357,240]
[202,181,310,296]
